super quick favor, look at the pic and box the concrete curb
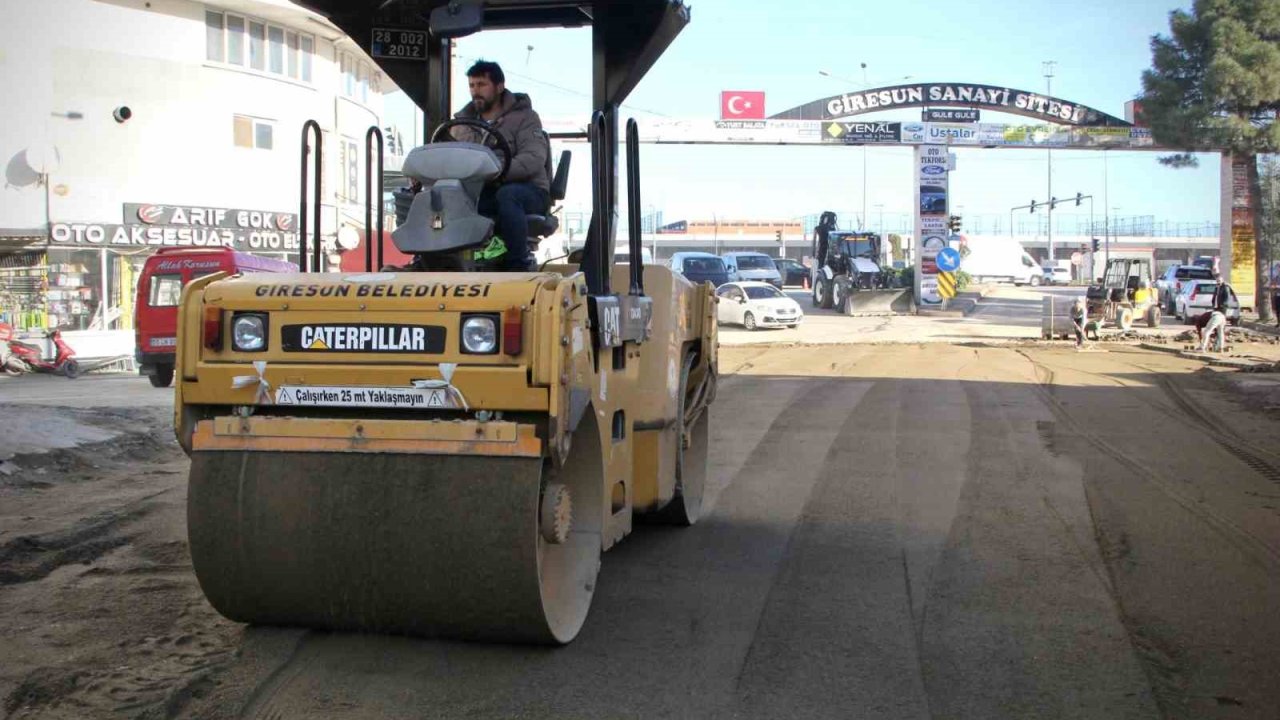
[1139,342,1275,370]
[1243,320,1280,337]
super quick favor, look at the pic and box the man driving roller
[452,60,551,271]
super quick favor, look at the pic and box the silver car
[721,252,783,289]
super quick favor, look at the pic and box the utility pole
[1103,150,1110,273]
[1043,60,1056,262]
[861,62,869,232]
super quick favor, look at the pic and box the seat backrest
[550,150,571,202]
[538,131,570,204]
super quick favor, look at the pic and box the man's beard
[473,96,490,111]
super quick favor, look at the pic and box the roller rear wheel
[647,352,708,526]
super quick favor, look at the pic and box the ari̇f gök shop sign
[49,203,300,252]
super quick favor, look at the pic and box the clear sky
[384,0,1218,231]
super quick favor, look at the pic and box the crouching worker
[1070,297,1088,348]
[1196,307,1227,353]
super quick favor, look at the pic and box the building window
[268,26,284,74]
[340,53,355,97]
[338,53,377,104]
[206,10,314,83]
[342,138,359,202]
[300,36,313,81]
[205,11,224,62]
[248,21,265,70]
[226,15,245,65]
[234,115,275,150]
[287,31,299,78]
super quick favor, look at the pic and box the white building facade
[0,0,398,348]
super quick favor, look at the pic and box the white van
[958,237,1040,286]
[614,247,654,265]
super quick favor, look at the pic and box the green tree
[1260,154,1280,289]
[1139,0,1280,321]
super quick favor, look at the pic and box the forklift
[1085,257,1162,331]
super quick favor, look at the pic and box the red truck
[134,247,295,387]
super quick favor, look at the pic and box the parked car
[715,281,803,330]
[669,251,732,287]
[775,257,810,286]
[1175,281,1241,325]
[1041,266,1072,285]
[1156,264,1216,312]
[722,251,783,288]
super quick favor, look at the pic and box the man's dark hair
[466,60,505,85]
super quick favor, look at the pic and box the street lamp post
[817,67,913,233]
[861,62,868,232]
[1103,150,1111,271]
[1043,60,1056,262]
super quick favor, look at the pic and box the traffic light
[947,215,962,233]
[1091,238,1100,252]
[775,230,782,242]
[1075,192,1084,206]
[1029,200,1037,213]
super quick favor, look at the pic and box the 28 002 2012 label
[371,29,427,60]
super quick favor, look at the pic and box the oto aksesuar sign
[49,203,300,251]
[772,83,1131,127]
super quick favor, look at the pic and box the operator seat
[392,134,570,252]
[526,138,571,246]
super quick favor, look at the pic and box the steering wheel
[430,118,513,183]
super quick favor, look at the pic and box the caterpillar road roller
[174,0,717,645]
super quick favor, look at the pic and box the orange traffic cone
[803,275,810,290]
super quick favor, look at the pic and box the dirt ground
[1,342,1278,719]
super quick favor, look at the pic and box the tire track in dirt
[1016,349,1280,571]
[0,489,174,586]
[1118,359,1280,486]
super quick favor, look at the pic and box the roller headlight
[232,314,267,352]
[461,315,498,354]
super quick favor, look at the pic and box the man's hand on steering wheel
[430,118,513,183]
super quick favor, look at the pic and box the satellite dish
[23,144,60,175]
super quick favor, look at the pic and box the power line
[452,52,672,118]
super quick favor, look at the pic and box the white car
[1041,266,1072,285]
[715,281,803,330]
[1175,281,1241,324]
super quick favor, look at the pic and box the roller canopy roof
[294,0,690,110]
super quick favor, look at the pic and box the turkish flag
[720,91,766,120]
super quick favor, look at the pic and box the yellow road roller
[174,0,716,645]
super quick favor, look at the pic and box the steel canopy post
[299,119,322,273]
[364,125,384,272]
[625,118,644,296]
[425,34,451,146]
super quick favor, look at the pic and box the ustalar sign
[915,145,951,308]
